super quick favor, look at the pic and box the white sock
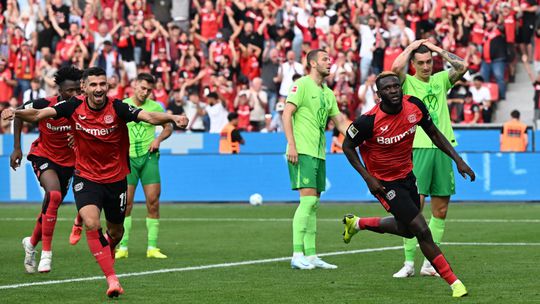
[355,218,361,230]
[41,251,52,258]
[305,255,317,261]
[404,261,414,268]
[292,252,304,259]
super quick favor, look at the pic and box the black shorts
[72,176,127,224]
[377,172,421,225]
[28,155,74,198]
[517,24,534,44]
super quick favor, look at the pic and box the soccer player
[2,67,188,298]
[341,72,474,298]
[10,66,83,273]
[391,40,468,277]
[283,49,349,270]
[115,73,172,259]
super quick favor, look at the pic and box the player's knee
[147,200,159,216]
[84,220,101,231]
[432,205,448,219]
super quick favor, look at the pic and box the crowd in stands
[0,0,539,134]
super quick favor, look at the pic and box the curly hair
[54,66,83,86]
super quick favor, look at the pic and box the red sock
[30,214,43,247]
[432,254,458,285]
[358,217,381,230]
[41,191,62,251]
[86,229,116,278]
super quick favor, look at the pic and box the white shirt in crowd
[469,86,492,106]
[248,90,268,122]
[183,98,206,131]
[358,84,377,114]
[23,88,46,103]
[207,102,229,133]
[278,61,304,96]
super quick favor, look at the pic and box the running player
[283,49,349,270]
[341,72,474,297]
[391,40,468,277]
[115,73,172,259]
[10,66,83,273]
[2,67,188,298]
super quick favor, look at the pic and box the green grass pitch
[0,203,539,303]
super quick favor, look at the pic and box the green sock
[146,218,160,249]
[403,237,418,263]
[304,198,320,256]
[119,216,132,249]
[428,216,446,246]
[292,196,317,253]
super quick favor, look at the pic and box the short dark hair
[375,71,400,89]
[137,73,155,84]
[306,49,326,70]
[82,67,106,81]
[511,110,520,119]
[410,45,431,61]
[228,112,239,121]
[207,92,219,99]
[55,66,83,86]
[473,75,485,82]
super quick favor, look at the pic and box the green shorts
[412,148,455,196]
[288,154,326,193]
[126,151,161,186]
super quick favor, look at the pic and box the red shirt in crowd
[383,46,403,72]
[200,9,221,39]
[0,68,14,102]
[14,51,35,80]
[503,13,516,43]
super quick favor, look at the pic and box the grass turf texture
[0,203,539,303]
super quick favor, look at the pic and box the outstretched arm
[423,41,468,84]
[391,39,427,83]
[2,107,57,123]
[137,111,189,129]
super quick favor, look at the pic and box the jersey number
[119,192,127,212]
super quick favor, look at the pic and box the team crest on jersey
[408,114,417,123]
[347,124,359,138]
[40,163,49,170]
[302,177,310,185]
[74,182,84,192]
[104,115,114,124]
[386,190,396,200]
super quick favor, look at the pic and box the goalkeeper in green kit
[116,73,174,259]
[391,40,469,277]
[283,49,349,269]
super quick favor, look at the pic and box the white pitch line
[0,246,402,290]
[1,242,540,290]
[0,217,539,223]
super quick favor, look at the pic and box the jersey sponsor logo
[380,125,389,133]
[290,85,298,94]
[407,114,417,123]
[376,125,417,145]
[78,114,86,120]
[74,182,84,192]
[75,122,118,136]
[39,163,49,170]
[46,122,71,132]
[386,189,396,200]
[347,124,359,138]
[104,114,114,124]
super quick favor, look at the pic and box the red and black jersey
[53,96,141,184]
[346,95,433,181]
[24,96,75,167]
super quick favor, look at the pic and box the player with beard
[341,72,474,298]
[11,66,83,274]
[283,49,349,270]
[2,67,188,298]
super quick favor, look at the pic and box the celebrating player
[341,72,474,298]
[391,40,468,277]
[10,66,83,274]
[115,73,172,259]
[283,49,349,270]
[2,67,188,298]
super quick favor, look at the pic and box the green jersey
[286,76,340,160]
[124,97,165,158]
[403,70,457,148]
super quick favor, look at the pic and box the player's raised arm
[137,110,189,129]
[422,41,468,84]
[2,107,58,123]
[391,39,427,83]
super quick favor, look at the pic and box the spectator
[357,73,378,116]
[277,50,304,98]
[480,16,506,101]
[0,57,16,104]
[205,92,229,134]
[234,91,252,132]
[461,92,482,124]
[22,78,46,102]
[522,54,540,122]
[152,77,169,109]
[248,77,268,132]
[180,86,206,133]
[447,78,469,123]
[261,48,280,115]
[500,110,528,152]
[268,101,285,132]
[469,75,492,123]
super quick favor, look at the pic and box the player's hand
[173,114,189,129]
[422,40,442,53]
[365,175,386,197]
[67,133,75,149]
[1,108,15,121]
[149,138,161,152]
[457,160,476,182]
[287,144,298,164]
[408,39,427,50]
[10,148,22,171]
